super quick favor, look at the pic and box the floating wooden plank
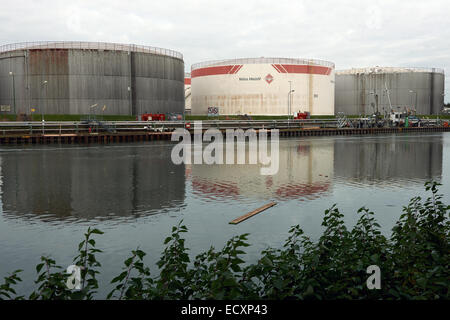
[229,202,277,224]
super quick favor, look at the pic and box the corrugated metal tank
[335,67,445,115]
[0,42,184,115]
[191,57,335,116]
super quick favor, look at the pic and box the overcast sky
[0,0,448,102]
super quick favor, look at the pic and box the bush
[1,182,448,300]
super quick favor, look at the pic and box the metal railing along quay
[0,119,448,145]
[0,119,341,136]
[0,118,447,135]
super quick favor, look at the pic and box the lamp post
[42,80,48,121]
[287,81,295,119]
[9,72,16,115]
[287,81,291,118]
[102,105,106,120]
[290,90,295,118]
[128,86,132,117]
[409,90,417,113]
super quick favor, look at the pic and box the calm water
[1,132,449,297]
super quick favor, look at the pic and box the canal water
[1,132,449,297]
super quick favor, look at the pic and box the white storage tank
[191,57,335,116]
[185,72,191,113]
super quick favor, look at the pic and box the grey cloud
[0,0,448,102]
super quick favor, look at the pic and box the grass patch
[417,114,450,120]
[0,114,17,121]
[0,114,137,121]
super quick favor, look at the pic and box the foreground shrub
[0,182,448,300]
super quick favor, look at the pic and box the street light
[289,90,295,118]
[9,72,16,115]
[42,80,48,121]
[287,81,295,119]
[102,105,107,119]
[128,86,132,116]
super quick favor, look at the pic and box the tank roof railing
[0,41,183,60]
[337,66,444,75]
[191,57,335,71]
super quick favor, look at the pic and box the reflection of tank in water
[333,136,442,183]
[189,139,334,202]
[0,145,186,222]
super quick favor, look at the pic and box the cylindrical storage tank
[335,67,445,116]
[184,72,191,113]
[191,57,335,116]
[0,41,184,115]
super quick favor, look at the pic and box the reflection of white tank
[191,57,335,116]
[188,139,334,201]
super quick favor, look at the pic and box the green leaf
[35,263,44,274]
[305,285,314,296]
